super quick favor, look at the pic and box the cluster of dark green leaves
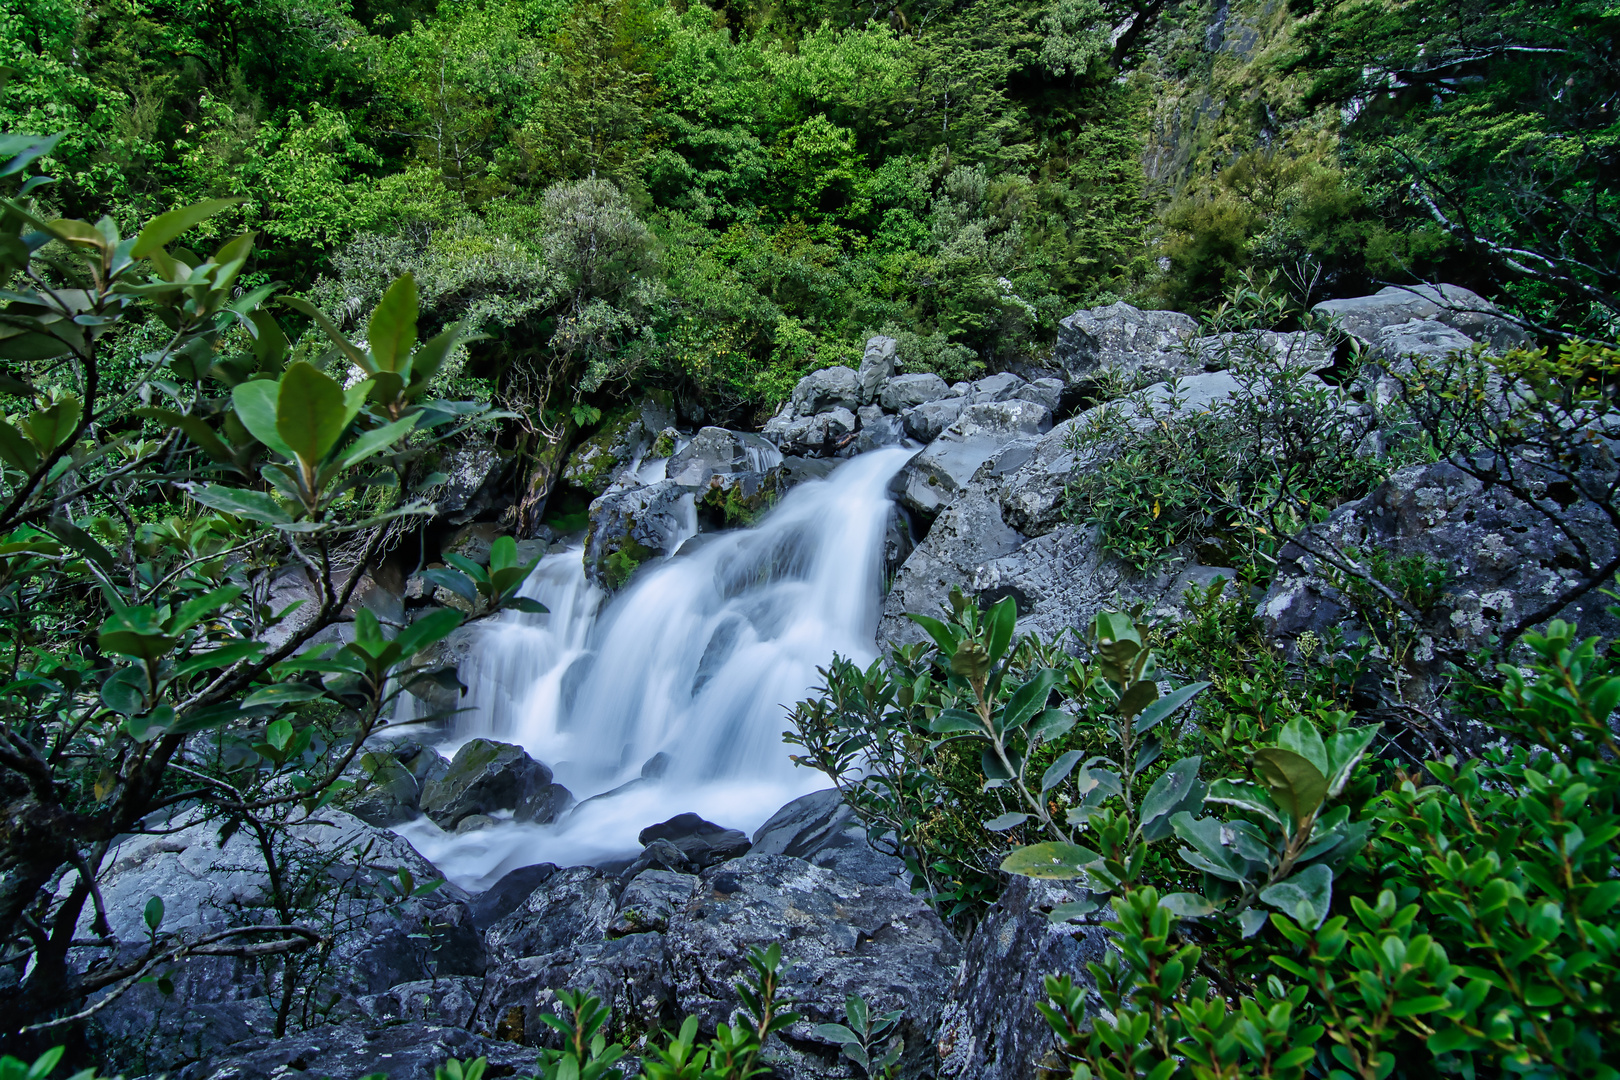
[0,132,536,1036]
[1036,620,1620,1080]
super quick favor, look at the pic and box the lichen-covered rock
[610,869,699,936]
[1014,377,1064,412]
[584,479,697,589]
[858,335,899,405]
[562,395,680,496]
[789,366,861,416]
[896,401,1052,516]
[1374,319,1476,365]
[666,855,961,1079]
[418,738,557,828]
[1311,283,1528,353]
[901,397,967,443]
[1259,458,1620,723]
[436,442,504,522]
[938,878,1110,1080]
[762,406,858,457]
[485,865,619,961]
[881,373,952,411]
[1053,302,1199,385]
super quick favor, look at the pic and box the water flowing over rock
[398,448,915,889]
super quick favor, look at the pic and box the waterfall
[396,446,913,890]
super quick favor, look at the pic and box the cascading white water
[396,446,913,890]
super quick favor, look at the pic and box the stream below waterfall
[394,446,913,890]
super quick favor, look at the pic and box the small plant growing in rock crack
[815,993,903,1079]
[470,944,801,1080]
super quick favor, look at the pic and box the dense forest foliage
[5,0,1615,428]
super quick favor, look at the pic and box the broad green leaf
[986,595,1016,664]
[1000,842,1100,880]
[1259,863,1333,928]
[135,407,236,467]
[131,198,243,258]
[276,361,350,466]
[981,744,1022,780]
[100,667,146,716]
[367,273,419,373]
[1139,755,1206,841]
[906,613,958,656]
[1,331,73,362]
[1028,707,1075,742]
[231,379,294,457]
[185,484,293,524]
[1171,812,1247,883]
[279,296,370,371]
[1324,725,1379,797]
[489,535,518,573]
[928,707,984,735]
[1253,747,1329,824]
[394,607,465,659]
[1041,750,1084,792]
[1276,715,1329,777]
[21,396,81,453]
[1159,892,1216,917]
[984,812,1028,831]
[407,321,467,388]
[242,683,326,708]
[337,414,420,470]
[1133,680,1210,734]
[249,309,288,373]
[143,895,165,932]
[1204,778,1285,828]
[174,639,267,677]
[999,668,1056,733]
[421,567,476,603]
[99,607,178,661]
[168,584,246,634]
[0,420,40,472]
[1117,678,1158,721]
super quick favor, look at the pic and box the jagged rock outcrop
[896,400,1053,516]
[1259,458,1620,726]
[858,335,899,404]
[1311,283,1528,353]
[938,878,1110,1080]
[1052,302,1199,386]
[419,738,572,829]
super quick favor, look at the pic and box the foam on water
[396,447,911,890]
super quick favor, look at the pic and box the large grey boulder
[762,406,859,457]
[435,443,504,523]
[897,401,1053,517]
[85,811,487,1073]
[1053,302,1199,386]
[881,373,952,411]
[485,865,620,961]
[851,405,906,454]
[419,738,569,828]
[667,426,783,486]
[902,397,967,442]
[666,855,961,1079]
[790,366,862,416]
[175,1021,535,1080]
[968,371,1027,403]
[1374,319,1476,365]
[1015,377,1065,412]
[1191,329,1333,372]
[584,479,697,589]
[1311,283,1528,353]
[938,878,1110,1080]
[858,335,899,405]
[750,789,907,888]
[1260,458,1619,720]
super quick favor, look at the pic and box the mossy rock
[562,406,640,496]
[601,536,656,590]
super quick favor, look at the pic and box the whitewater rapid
[395,447,912,890]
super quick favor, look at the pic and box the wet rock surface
[419,738,566,828]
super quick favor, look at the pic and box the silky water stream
[395,447,912,890]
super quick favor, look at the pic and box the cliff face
[1136,0,1325,199]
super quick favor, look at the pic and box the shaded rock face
[1260,459,1620,726]
[666,856,961,1079]
[750,789,907,888]
[84,811,488,1076]
[583,479,697,590]
[896,401,1053,517]
[628,812,753,873]
[791,366,862,417]
[902,396,967,443]
[1053,302,1199,386]
[667,426,784,486]
[1311,283,1529,354]
[562,395,680,497]
[419,738,570,829]
[175,1021,535,1080]
[436,443,505,524]
[763,406,860,457]
[859,335,899,405]
[938,878,1110,1080]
